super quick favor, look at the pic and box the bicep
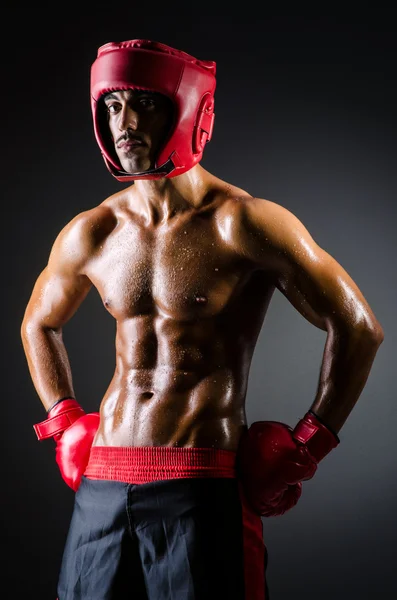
[22,213,98,329]
[243,198,377,334]
[23,265,92,330]
[274,244,365,332]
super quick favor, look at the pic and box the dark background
[3,9,396,600]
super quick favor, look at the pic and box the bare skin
[21,92,384,451]
[103,89,174,174]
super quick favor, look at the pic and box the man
[21,39,384,600]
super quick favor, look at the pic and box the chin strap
[105,155,178,182]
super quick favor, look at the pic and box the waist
[84,445,237,484]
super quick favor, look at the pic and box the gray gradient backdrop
[3,10,396,600]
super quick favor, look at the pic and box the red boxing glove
[237,411,340,517]
[33,398,100,492]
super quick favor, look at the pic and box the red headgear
[90,39,216,181]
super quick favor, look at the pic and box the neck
[133,164,211,225]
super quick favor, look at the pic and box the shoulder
[217,192,306,242]
[217,192,320,268]
[220,194,302,230]
[55,205,116,252]
[48,194,121,273]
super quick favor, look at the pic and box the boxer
[21,39,384,599]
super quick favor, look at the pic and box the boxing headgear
[90,39,216,181]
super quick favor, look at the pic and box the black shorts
[57,447,269,600]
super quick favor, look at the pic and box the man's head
[90,39,217,181]
[102,88,174,174]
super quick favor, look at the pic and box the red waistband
[84,446,237,483]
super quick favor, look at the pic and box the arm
[21,215,93,411]
[21,213,105,491]
[239,197,384,434]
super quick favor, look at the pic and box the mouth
[117,137,146,152]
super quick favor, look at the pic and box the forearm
[310,326,383,434]
[21,321,75,411]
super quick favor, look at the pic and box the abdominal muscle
[92,320,250,451]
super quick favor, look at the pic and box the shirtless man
[21,40,384,600]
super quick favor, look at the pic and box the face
[103,89,174,174]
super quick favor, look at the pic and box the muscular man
[21,40,384,600]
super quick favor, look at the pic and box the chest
[85,216,248,320]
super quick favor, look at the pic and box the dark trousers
[57,475,269,599]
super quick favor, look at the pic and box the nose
[118,105,138,132]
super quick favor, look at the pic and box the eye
[105,103,120,114]
[139,97,156,109]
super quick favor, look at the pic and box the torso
[84,177,276,450]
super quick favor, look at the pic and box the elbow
[20,316,30,342]
[359,313,385,345]
[21,316,58,343]
[371,323,385,346]
[21,316,38,346]
[354,320,384,347]
[327,317,385,347]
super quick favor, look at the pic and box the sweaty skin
[21,164,384,450]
